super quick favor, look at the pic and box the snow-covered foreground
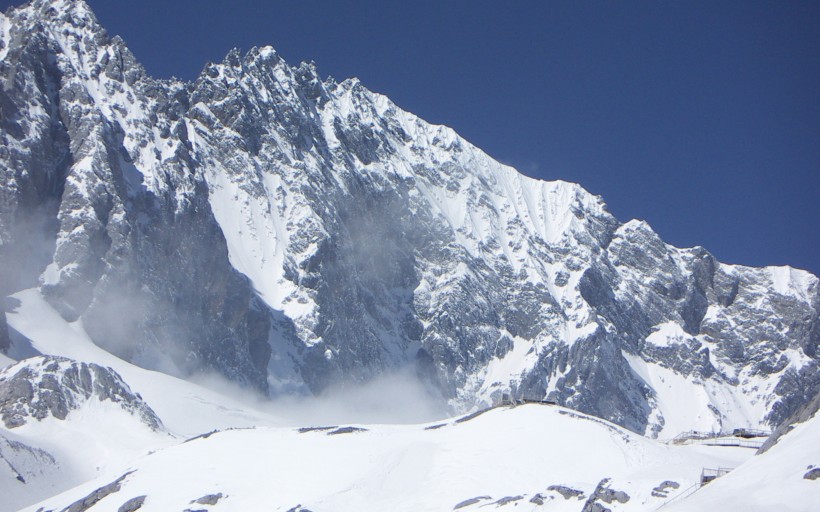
[2,288,818,511]
[20,405,753,512]
[0,390,173,512]
[665,409,820,512]
[2,289,284,511]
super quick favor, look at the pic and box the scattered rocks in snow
[117,495,146,512]
[599,488,630,504]
[284,505,313,512]
[804,467,820,480]
[547,485,585,500]
[61,471,133,512]
[297,426,337,433]
[453,496,492,509]
[455,408,494,424]
[191,493,223,505]
[651,480,680,497]
[529,493,552,505]
[493,495,524,506]
[581,478,630,512]
[327,426,367,435]
[183,430,219,443]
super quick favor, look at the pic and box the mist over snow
[191,368,450,426]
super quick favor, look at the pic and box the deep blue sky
[6,0,819,274]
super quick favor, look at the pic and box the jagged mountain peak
[7,0,96,21]
[4,0,109,53]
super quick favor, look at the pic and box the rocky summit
[0,0,818,436]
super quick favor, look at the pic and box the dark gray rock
[804,468,820,480]
[284,506,313,512]
[581,478,629,512]
[759,388,820,453]
[326,426,367,435]
[191,493,223,505]
[453,496,491,509]
[297,426,337,433]
[0,313,10,355]
[61,471,133,512]
[651,480,679,498]
[493,495,524,506]
[117,496,146,512]
[547,485,584,500]
[528,493,549,505]
[0,356,163,430]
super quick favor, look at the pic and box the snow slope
[1,289,287,511]
[0,287,440,511]
[1,391,171,512]
[4,289,281,436]
[22,404,754,512]
[666,411,820,511]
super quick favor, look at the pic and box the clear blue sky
[5,0,819,274]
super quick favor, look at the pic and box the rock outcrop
[0,355,162,430]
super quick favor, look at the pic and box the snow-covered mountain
[1,0,818,443]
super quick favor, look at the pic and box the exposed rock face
[0,0,270,390]
[0,0,817,435]
[0,313,9,354]
[0,356,162,430]
[759,387,820,453]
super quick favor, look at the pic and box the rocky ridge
[0,355,162,430]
